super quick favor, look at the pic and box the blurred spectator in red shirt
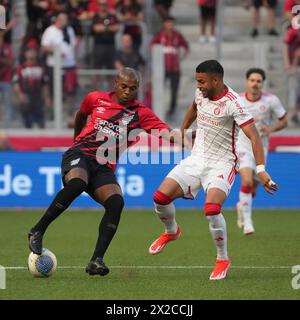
[284,0,300,22]
[117,0,144,53]
[150,16,189,119]
[88,0,117,18]
[283,26,300,72]
[0,33,14,124]
[13,48,51,128]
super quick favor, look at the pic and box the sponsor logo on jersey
[96,99,111,106]
[198,113,221,126]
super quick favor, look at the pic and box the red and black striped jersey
[71,91,169,170]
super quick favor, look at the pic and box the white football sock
[154,202,178,234]
[239,191,253,227]
[207,213,228,260]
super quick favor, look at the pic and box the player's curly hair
[196,60,224,77]
[246,68,266,81]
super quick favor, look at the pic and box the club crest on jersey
[214,108,221,115]
[259,104,267,112]
[96,107,106,114]
[121,114,134,125]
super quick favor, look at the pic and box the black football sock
[91,194,124,261]
[31,178,87,234]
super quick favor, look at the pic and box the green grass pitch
[0,209,300,300]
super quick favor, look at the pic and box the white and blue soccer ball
[28,248,58,277]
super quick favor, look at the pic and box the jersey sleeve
[80,92,96,116]
[270,95,287,120]
[228,97,254,128]
[139,106,170,134]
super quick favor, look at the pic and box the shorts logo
[70,158,80,166]
[217,174,224,179]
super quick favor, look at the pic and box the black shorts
[199,6,216,18]
[252,0,277,9]
[61,148,119,196]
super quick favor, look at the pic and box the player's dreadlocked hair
[196,60,224,77]
[246,68,266,81]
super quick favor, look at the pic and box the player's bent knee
[240,185,252,193]
[66,178,88,195]
[103,194,125,213]
[204,202,222,216]
[153,190,172,205]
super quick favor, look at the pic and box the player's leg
[149,162,201,255]
[204,188,231,280]
[251,0,261,37]
[148,177,183,255]
[266,0,278,35]
[239,167,255,235]
[202,166,235,280]
[85,168,124,276]
[28,167,88,255]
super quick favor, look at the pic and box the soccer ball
[28,248,58,277]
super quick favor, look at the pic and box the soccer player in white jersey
[148,60,278,280]
[236,68,287,235]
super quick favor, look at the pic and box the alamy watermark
[292,5,300,30]
[291,265,300,290]
[0,265,6,289]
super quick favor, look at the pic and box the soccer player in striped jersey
[28,68,176,276]
[236,68,288,235]
[148,60,278,280]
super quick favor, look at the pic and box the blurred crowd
[0,0,300,130]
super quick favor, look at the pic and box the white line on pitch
[3,265,293,270]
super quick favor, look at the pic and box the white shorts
[167,157,236,199]
[237,147,268,180]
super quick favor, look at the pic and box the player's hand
[260,125,272,136]
[258,171,278,195]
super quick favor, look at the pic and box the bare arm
[241,122,278,194]
[180,100,197,134]
[73,110,88,141]
[260,114,288,136]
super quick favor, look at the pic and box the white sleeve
[271,95,287,119]
[41,29,50,47]
[228,97,254,128]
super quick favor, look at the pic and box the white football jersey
[189,86,253,169]
[237,92,287,151]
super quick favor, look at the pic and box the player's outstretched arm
[241,122,278,195]
[180,100,197,135]
[73,109,88,141]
